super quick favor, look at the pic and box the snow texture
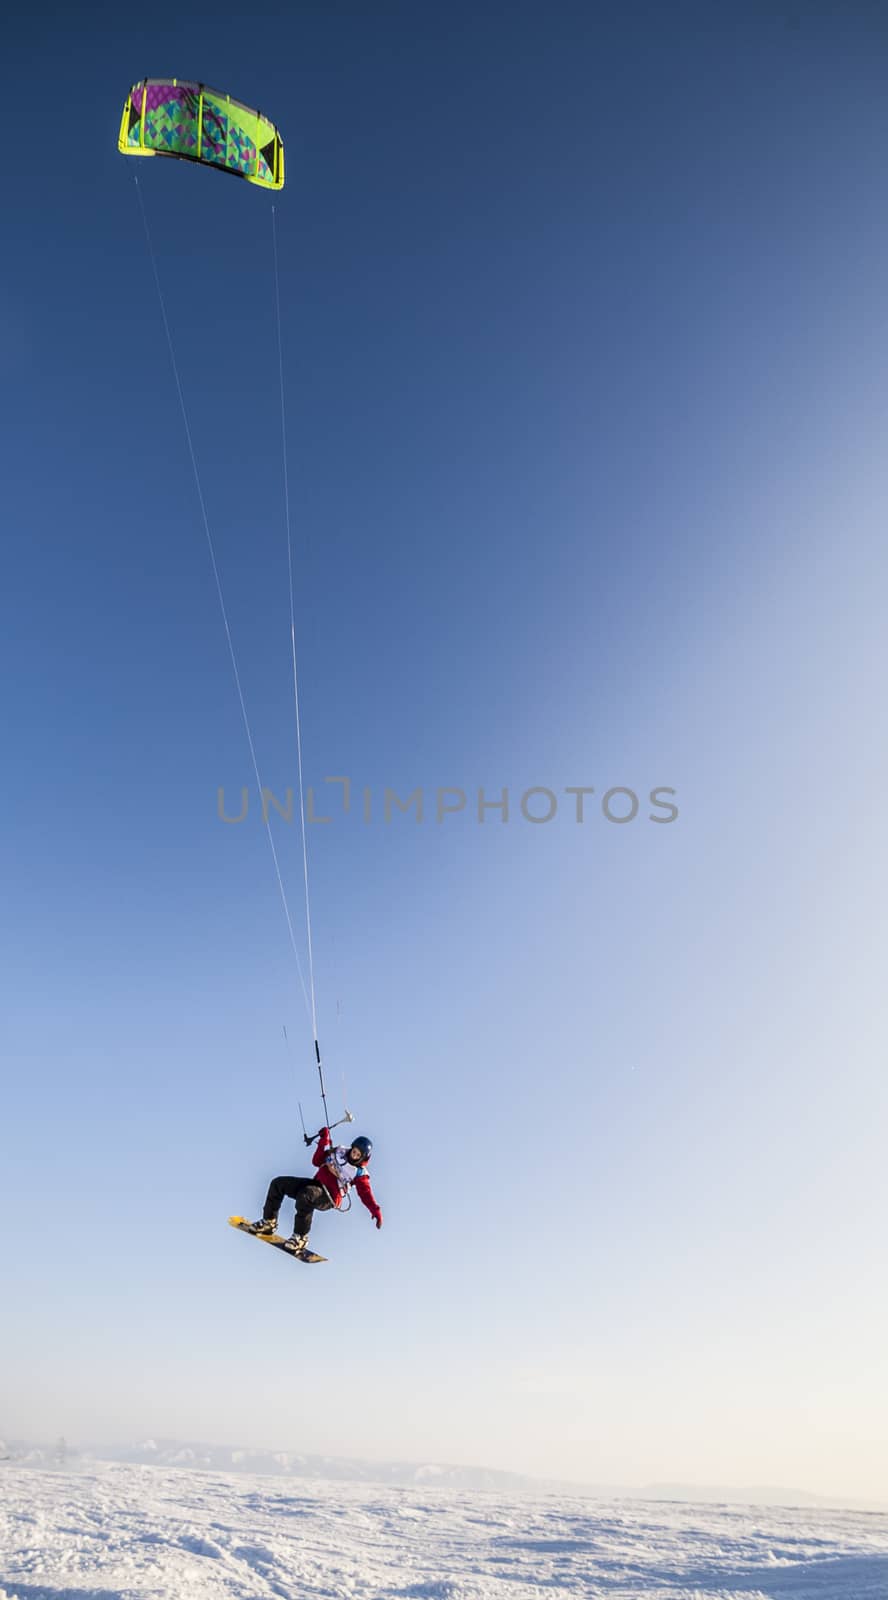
[1,1460,887,1599]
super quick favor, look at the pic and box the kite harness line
[131,171,314,1031]
[122,79,356,1142]
[272,202,327,1113]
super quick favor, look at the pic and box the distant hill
[4,1437,542,1493]
[635,1482,888,1512]
[3,1437,885,1513]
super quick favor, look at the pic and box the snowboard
[228,1216,327,1264]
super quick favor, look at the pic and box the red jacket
[312,1129,382,1223]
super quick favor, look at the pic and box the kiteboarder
[252,1128,383,1251]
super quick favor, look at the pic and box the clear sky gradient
[2,1,887,1501]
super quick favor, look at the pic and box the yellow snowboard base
[229,1215,326,1264]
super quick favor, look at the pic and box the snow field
[1,1462,888,1599]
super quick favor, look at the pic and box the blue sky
[2,1,888,1499]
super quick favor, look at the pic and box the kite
[118,79,284,190]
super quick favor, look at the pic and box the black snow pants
[263,1175,334,1237]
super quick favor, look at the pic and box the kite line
[132,170,312,1028]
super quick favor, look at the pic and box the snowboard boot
[285,1232,308,1253]
[252,1216,277,1236]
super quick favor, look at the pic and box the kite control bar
[299,1103,355,1147]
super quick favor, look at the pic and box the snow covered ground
[2,1461,888,1599]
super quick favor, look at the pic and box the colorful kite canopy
[118,80,284,191]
